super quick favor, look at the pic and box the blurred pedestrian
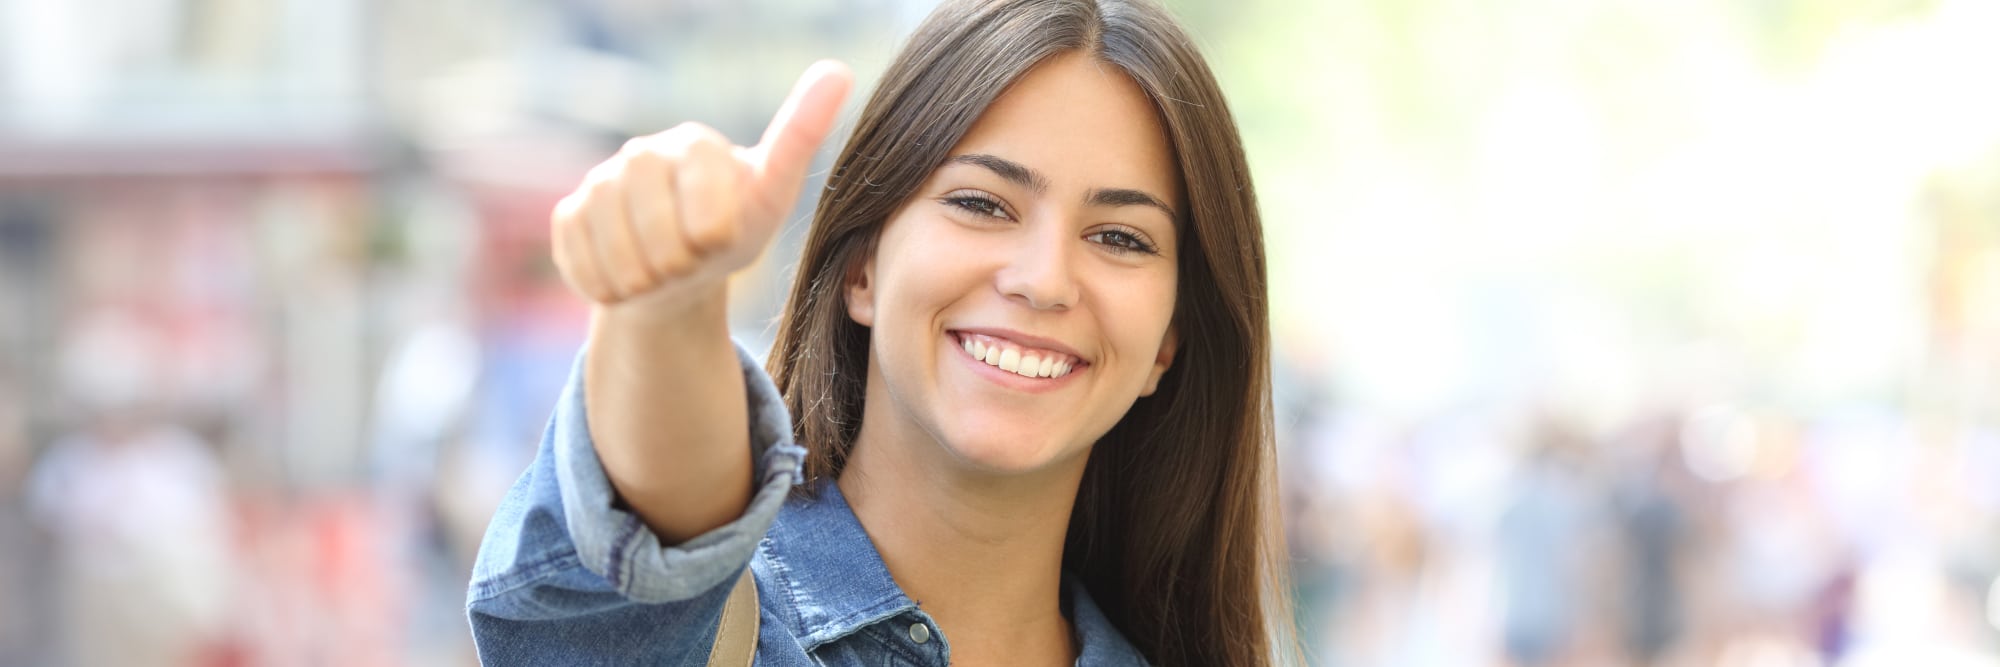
[26,312,235,667]
[1613,417,1691,667]
[1497,424,1597,667]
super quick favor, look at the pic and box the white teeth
[957,333,1081,379]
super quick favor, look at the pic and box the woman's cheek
[1105,273,1176,360]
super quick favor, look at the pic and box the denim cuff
[553,341,806,604]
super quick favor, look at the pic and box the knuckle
[619,136,649,156]
[642,228,690,273]
[675,157,740,207]
[687,125,729,152]
[660,121,726,158]
[623,147,666,175]
[688,215,737,252]
[551,195,580,226]
[690,144,737,174]
[615,265,654,296]
[652,253,694,280]
[659,124,699,153]
[585,159,621,184]
[644,197,678,230]
[675,156,712,189]
[583,180,620,212]
[678,121,721,141]
[566,264,604,301]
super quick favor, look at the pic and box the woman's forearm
[583,288,752,546]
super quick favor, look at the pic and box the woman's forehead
[945,52,1180,204]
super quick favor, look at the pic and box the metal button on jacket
[908,622,931,644]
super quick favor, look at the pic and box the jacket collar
[761,479,917,649]
[1064,572,1150,665]
[761,478,1149,664]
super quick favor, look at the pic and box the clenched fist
[551,60,854,313]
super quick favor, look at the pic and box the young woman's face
[846,52,1180,475]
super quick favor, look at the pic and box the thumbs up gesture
[551,61,854,312]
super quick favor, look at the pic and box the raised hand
[551,60,855,313]
[569,61,854,545]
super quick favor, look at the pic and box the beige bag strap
[706,570,759,666]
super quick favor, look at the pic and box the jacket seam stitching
[465,549,584,605]
[605,517,640,590]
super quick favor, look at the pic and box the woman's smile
[946,329,1090,393]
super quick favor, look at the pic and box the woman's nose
[994,220,1080,311]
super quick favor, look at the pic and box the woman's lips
[947,331,1087,390]
[954,331,1080,378]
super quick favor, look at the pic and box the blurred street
[0,0,1995,665]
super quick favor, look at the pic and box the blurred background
[0,0,1994,665]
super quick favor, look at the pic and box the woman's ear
[1139,325,1177,397]
[844,255,877,327]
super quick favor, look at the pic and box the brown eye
[1088,229,1159,255]
[942,194,1011,221]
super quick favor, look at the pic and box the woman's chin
[937,427,1081,475]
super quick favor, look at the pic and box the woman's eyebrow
[948,153,1177,220]
[950,153,1049,194]
[1086,187,1177,221]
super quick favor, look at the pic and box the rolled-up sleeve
[465,341,804,664]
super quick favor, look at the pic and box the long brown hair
[764,0,1298,663]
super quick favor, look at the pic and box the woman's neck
[837,417,1085,665]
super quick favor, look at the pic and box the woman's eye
[1089,229,1159,255]
[943,194,1010,220]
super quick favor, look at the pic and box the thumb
[747,60,855,215]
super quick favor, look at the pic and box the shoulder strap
[707,570,760,667]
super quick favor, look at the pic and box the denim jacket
[466,344,1152,665]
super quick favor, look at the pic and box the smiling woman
[840,50,1183,481]
[466,0,1297,665]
